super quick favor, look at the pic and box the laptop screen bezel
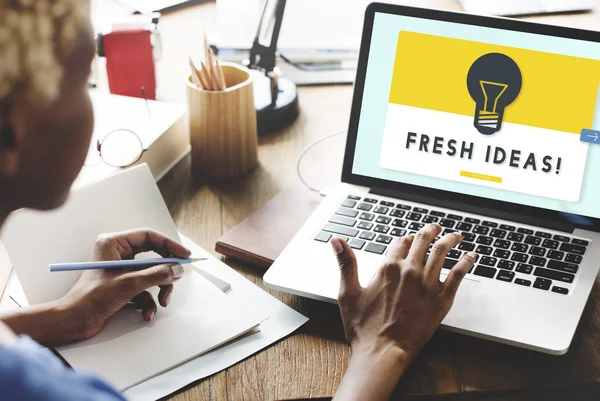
[342,2,600,232]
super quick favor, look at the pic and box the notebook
[1,164,267,390]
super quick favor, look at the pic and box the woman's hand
[331,223,476,401]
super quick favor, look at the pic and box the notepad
[1,164,267,390]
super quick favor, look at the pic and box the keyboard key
[357,221,373,230]
[443,229,457,236]
[480,256,497,267]
[335,207,358,218]
[496,270,515,282]
[511,243,528,253]
[439,219,456,228]
[507,232,524,242]
[462,233,476,242]
[392,219,408,228]
[473,226,489,235]
[565,253,582,264]
[376,235,393,244]
[572,239,589,246]
[524,236,542,246]
[465,217,481,224]
[494,239,510,249]
[430,211,445,217]
[474,265,497,278]
[490,229,507,239]
[442,259,459,269]
[413,207,428,214]
[396,204,411,210]
[406,213,422,221]
[554,235,570,242]
[314,232,332,242]
[547,260,579,274]
[529,246,546,257]
[390,228,407,237]
[359,231,376,241]
[552,286,569,295]
[341,199,357,208]
[499,224,516,231]
[515,278,531,287]
[347,195,361,200]
[529,256,547,266]
[390,209,405,218]
[535,231,552,239]
[333,235,349,242]
[534,267,574,283]
[349,239,366,250]
[482,221,498,228]
[533,277,552,291]
[323,223,358,237]
[380,201,394,207]
[374,206,389,215]
[376,216,391,224]
[409,222,425,231]
[498,260,515,270]
[493,249,510,259]
[456,222,473,231]
[518,228,534,235]
[329,215,357,227]
[476,236,493,245]
[476,245,493,255]
[374,225,390,234]
[447,214,463,221]
[448,249,462,259]
[542,239,559,249]
[547,250,564,260]
[458,242,476,251]
[559,243,587,256]
[364,198,378,203]
[365,242,386,254]
[511,252,528,262]
[422,215,439,223]
[357,203,373,211]
[516,263,533,274]
[359,213,375,221]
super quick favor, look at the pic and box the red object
[102,29,156,100]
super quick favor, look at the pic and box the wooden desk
[93,1,600,399]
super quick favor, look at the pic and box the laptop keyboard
[314,194,591,296]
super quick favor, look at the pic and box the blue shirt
[0,336,126,401]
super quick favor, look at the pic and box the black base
[251,70,299,135]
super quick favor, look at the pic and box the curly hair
[0,0,90,107]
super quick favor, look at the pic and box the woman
[0,1,475,400]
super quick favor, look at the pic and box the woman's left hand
[61,228,191,341]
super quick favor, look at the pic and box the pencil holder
[186,62,259,178]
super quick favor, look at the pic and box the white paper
[123,234,309,401]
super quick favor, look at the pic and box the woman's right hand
[331,223,476,401]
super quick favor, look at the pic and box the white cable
[296,130,346,194]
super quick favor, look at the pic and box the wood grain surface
[87,1,600,400]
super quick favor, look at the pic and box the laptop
[459,0,594,17]
[264,3,600,355]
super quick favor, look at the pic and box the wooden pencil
[215,58,227,90]
[188,57,203,88]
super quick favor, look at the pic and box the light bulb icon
[467,53,522,135]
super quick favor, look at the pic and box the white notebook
[1,164,267,390]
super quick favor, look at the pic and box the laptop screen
[351,11,600,221]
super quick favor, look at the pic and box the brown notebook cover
[215,186,322,270]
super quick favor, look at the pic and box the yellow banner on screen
[389,31,600,134]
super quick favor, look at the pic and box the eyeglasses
[88,129,145,168]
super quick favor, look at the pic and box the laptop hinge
[370,187,576,233]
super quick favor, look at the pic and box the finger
[123,263,184,294]
[131,291,158,321]
[442,251,477,300]
[407,224,442,264]
[331,237,362,299]
[158,284,174,307]
[385,235,414,263]
[110,229,191,259]
[424,232,463,284]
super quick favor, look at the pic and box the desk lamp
[245,0,299,134]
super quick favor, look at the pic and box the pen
[49,257,207,272]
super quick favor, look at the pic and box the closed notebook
[1,164,267,390]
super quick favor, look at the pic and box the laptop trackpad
[442,277,481,327]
